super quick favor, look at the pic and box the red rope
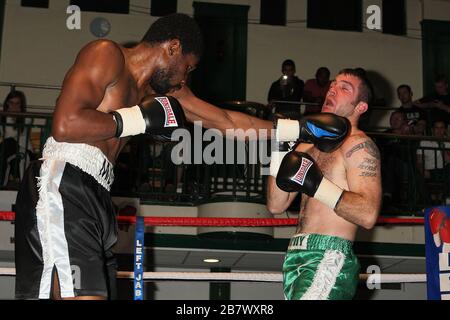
[376,217,424,224]
[117,216,298,226]
[0,211,424,226]
[0,211,16,222]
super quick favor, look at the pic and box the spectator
[303,67,331,115]
[415,74,450,127]
[386,110,411,135]
[416,119,450,204]
[0,90,33,185]
[396,84,427,135]
[267,59,304,116]
[378,110,413,209]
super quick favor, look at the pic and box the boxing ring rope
[0,268,426,283]
[0,211,426,285]
[0,211,424,226]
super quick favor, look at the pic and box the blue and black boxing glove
[274,113,350,153]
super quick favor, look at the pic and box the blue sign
[134,216,145,300]
[425,206,450,300]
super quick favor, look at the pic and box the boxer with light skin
[267,69,382,300]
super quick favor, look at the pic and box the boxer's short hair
[142,13,204,58]
[338,68,373,104]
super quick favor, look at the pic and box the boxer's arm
[52,40,123,143]
[334,137,382,229]
[266,176,298,214]
[171,86,273,138]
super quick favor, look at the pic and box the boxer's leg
[55,163,117,299]
[15,161,44,299]
[283,234,359,300]
[51,268,106,300]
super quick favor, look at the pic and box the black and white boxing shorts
[15,137,116,299]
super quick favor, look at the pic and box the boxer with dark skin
[53,24,272,164]
[15,13,272,301]
[15,14,348,300]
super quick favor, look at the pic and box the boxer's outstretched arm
[334,136,382,229]
[266,176,298,214]
[52,40,123,143]
[171,86,273,138]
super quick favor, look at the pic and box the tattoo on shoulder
[345,140,380,160]
[358,157,378,177]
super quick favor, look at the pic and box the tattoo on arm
[358,157,378,177]
[345,140,380,160]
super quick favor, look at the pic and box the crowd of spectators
[0,69,448,212]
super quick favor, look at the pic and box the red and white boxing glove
[439,218,450,253]
[429,209,446,247]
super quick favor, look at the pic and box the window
[151,0,177,17]
[21,0,49,8]
[382,0,406,35]
[307,0,362,32]
[260,0,286,26]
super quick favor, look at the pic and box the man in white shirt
[416,120,450,203]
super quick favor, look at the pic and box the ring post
[425,205,450,300]
[134,216,145,300]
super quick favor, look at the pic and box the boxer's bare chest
[91,71,144,163]
[296,144,346,231]
[297,144,344,180]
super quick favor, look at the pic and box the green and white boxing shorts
[283,233,360,300]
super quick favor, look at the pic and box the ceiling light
[203,258,220,263]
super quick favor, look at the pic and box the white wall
[0,0,161,107]
[0,0,449,117]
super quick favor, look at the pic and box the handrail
[0,81,61,91]
[26,105,55,111]
[0,112,446,213]
[271,100,320,106]
[0,111,53,118]
[367,131,450,142]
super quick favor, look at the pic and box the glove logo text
[291,158,313,186]
[156,97,178,128]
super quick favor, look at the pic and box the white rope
[0,268,15,276]
[117,271,282,282]
[359,273,426,283]
[0,268,426,283]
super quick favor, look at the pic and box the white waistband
[41,137,114,191]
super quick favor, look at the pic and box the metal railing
[0,82,447,215]
[111,130,268,206]
[370,132,450,215]
[0,81,61,91]
[0,111,52,188]
[0,112,448,215]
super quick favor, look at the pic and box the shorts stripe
[300,250,346,300]
[36,160,75,299]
